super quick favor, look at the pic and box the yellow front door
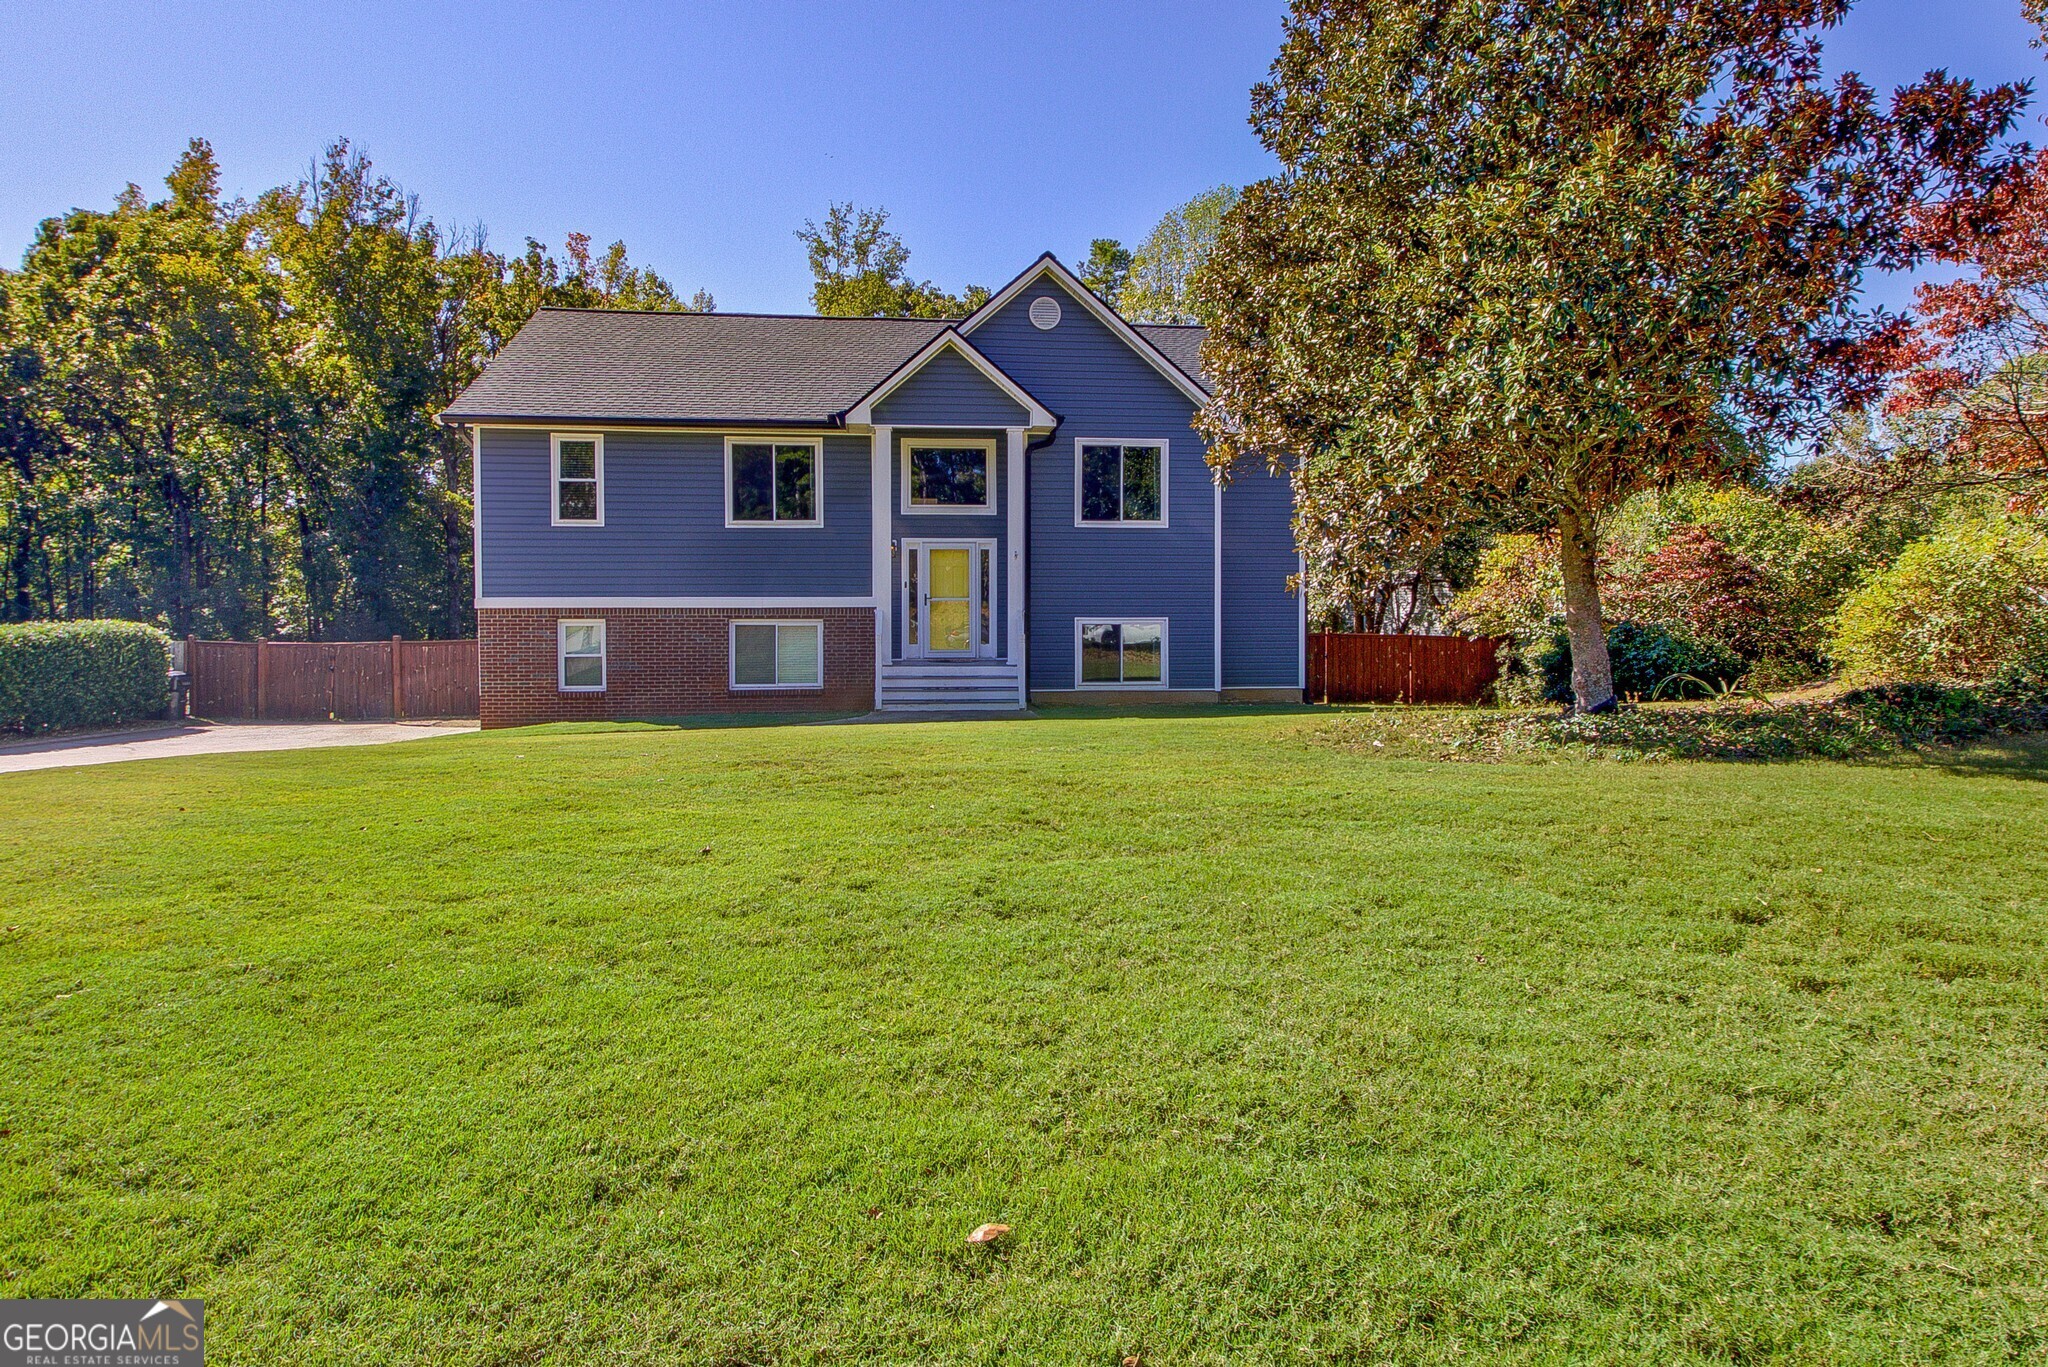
[924,546,974,654]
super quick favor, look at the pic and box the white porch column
[1005,426,1027,705]
[872,425,893,708]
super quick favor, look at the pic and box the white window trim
[1073,617,1169,690]
[550,433,605,527]
[901,437,997,516]
[724,436,825,529]
[729,619,826,691]
[1073,439,1169,528]
[557,618,606,692]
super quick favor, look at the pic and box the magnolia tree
[1196,0,2027,710]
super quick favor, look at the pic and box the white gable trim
[959,254,1211,408]
[841,329,1056,430]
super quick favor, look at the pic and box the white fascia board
[477,596,878,609]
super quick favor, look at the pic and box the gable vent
[1028,296,1062,330]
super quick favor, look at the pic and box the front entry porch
[883,537,1020,710]
[861,411,1039,713]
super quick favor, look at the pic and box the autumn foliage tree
[1885,147,2048,511]
[1197,0,2028,710]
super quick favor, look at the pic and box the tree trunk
[1556,505,1615,713]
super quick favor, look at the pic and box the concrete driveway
[0,719,477,774]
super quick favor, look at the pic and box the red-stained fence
[1308,633,1505,705]
[186,637,478,720]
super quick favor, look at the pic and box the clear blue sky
[0,0,2039,315]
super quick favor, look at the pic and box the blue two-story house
[441,254,1303,725]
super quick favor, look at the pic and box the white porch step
[882,661,1018,675]
[877,660,1025,711]
[880,674,1020,686]
[880,702,1023,713]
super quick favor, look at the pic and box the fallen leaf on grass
[965,1223,1009,1244]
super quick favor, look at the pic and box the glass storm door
[922,545,976,656]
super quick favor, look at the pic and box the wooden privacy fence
[186,637,478,721]
[1308,632,1506,705]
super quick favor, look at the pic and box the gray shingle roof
[442,309,952,425]
[1133,323,1209,389]
[441,303,1212,427]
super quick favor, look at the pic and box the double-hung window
[558,619,606,691]
[731,620,823,689]
[1077,619,1166,687]
[1077,440,1165,526]
[727,438,821,526]
[552,434,603,525]
[904,440,994,513]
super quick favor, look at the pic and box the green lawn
[2,709,2044,1364]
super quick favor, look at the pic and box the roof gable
[843,330,1055,429]
[959,255,1210,405]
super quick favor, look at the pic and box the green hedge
[0,621,173,735]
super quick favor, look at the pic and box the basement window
[558,619,606,691]
[731,621,823,689]
[1077,619,1165,688]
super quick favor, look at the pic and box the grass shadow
[494,712,872,736]
[1913,736,2048,782]
[1021,702,1320,722]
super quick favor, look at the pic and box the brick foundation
[478,607,875,728]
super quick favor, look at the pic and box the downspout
[1021,425,1061,706]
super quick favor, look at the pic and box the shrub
[1604,525,1785,661]
[0,620,172,734]
[1829,516,2048,683]
[1445,533,1560,639]
[1534,619,1744,703]
[1603,482,1903,678]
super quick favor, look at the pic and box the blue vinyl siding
[889,429,1010,658]
[1222,464,1302,688]
[871,348,1030,427]
[968,277,1217,691]
[476,426,871,599]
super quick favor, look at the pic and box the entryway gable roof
[841,328,1056,429]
